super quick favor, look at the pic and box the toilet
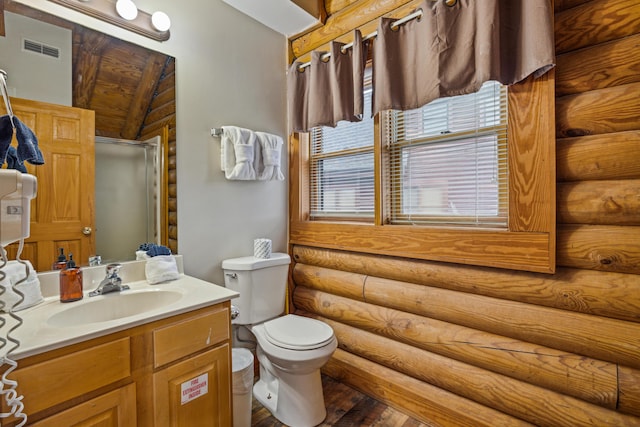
[222,253,337,427]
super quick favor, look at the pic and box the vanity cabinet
[0,302,232,427]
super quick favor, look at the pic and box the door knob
[82,226,92,235]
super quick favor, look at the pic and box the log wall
[289,0,640,425]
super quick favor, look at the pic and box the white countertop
[2,257,238,360]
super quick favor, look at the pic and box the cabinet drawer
[30,383,137,427]
[6,337,131,416]
[153,306,229,368]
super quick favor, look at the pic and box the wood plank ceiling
[2,0,171,140]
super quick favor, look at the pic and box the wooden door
[153,345,232,427]
[1,97,95,271]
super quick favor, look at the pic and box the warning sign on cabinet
[181,373,209,405]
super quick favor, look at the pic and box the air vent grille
[23,38,60,59]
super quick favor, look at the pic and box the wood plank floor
[251,375,430,426]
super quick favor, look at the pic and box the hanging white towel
[222,126,257,180]
[0,260,43,312]
[256,131,285,181]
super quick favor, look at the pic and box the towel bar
[211,128,223,137]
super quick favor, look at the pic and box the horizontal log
[557,224,640,274]
[291,0,419,59]
[555,0,640,54]
[168,212,177,226]
[293,286,618,407]
[556,82,640,138]
[619,366,640,417]
[168,225,177,240]
[168,183,177,198]
[556,131,640,181]
[557,179,640,225]
[292,246,640,323]
[292,263,365,301]
[314,315,636,426]
[360,275,640,368]
[555,0,591,13]
[323,349,533,427]
[325,0,358,16]
[556,33,640,96]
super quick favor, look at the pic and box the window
[291,72,555,274]
[384,81,508,227]
[309,76,375,220]
[309,77,508,228]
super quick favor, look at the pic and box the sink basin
[47,289,183,327]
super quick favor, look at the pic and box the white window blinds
[383,81,509,227]
[309,79,375,220]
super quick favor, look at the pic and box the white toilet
[222,253,337,427]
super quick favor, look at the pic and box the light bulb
[151,11,171,32]
[116,0,138,21]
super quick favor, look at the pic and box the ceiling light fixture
[47,0,171,41]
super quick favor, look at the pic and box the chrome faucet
[89,263,130,297]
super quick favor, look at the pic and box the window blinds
[309,83,375,219]
[384,81,509,227]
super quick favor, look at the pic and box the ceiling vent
[23,38,60,59]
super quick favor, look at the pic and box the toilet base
[253,348,327,427]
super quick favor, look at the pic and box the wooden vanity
[1,301,232,426]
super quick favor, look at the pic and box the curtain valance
[288,30,367,133]
[287,0,555,134]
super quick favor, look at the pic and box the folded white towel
[255,132,285,181]
[222,126,257,180]
[145,255,180,285]
[136,250,150,260]
[0,260,43,312]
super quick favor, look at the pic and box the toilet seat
[263,314,334,350]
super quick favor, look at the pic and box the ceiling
[2,0,172,139]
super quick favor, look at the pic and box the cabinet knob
[82,226,92,235]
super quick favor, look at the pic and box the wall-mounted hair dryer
[0,169,37,248]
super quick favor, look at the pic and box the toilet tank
[222,253,291,325]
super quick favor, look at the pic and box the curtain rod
[297,9,423,70]
[296,0,459,71]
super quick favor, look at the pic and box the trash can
[232,348,254,427]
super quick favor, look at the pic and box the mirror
[0,1,176,271]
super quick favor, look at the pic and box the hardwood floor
[251,375,430,426]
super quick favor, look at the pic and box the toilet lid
[263,315,334,350]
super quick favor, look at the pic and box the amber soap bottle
[60,253,83,302]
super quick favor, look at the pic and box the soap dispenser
[59,253,83,302]
[52,247,67,270]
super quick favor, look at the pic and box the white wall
[0,11,72,105]
[17,0,289,284]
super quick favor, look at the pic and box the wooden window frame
[290,70,556,274]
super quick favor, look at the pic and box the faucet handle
[105,263,122,277]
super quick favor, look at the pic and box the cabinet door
[30,383,136,427]
[153,344,231,427]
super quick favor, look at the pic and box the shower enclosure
[94,136,162,263]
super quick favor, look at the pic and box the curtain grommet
[444,0,458,7]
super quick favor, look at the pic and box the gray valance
[287,0,555,133]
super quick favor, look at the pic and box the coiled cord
[0,243,28,426]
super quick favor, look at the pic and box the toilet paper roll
[254,238,272,259]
